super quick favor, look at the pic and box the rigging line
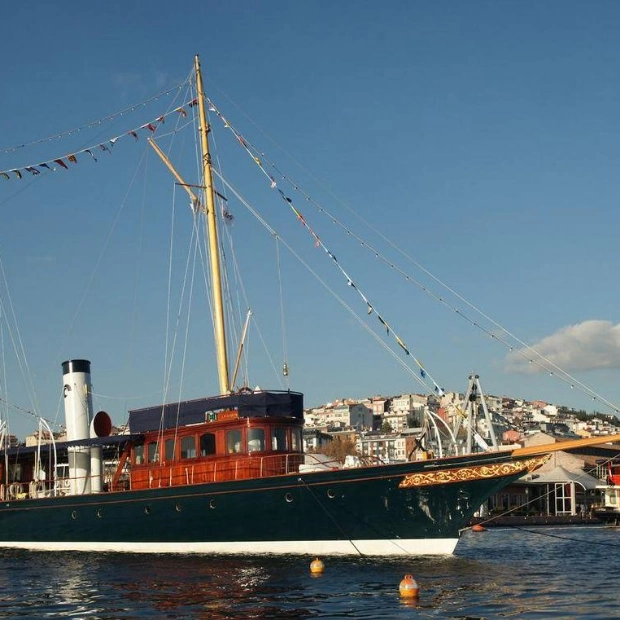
[0,104,195,179]
[238,131,615,407]
[204,97,254,373]
[0,310,6,422]
[209,117,445,396]
[297,476,364,556]
[137,118,195,143]
[276,239,289,381]
[204,97,619,413]
[2,77,194,178]
[218,209,284,389]
[504,526,620,547]
[211,170,433,393]
[122,133,151,423]
[469,485,555,529]
[214,210,240,376]
[195,210,218,369]
[0,101,192,212]
[157,218,199,446]
[49,143,153,390]
[0,168,43,209]
[219,225,252,386]
[0,252,41,416]
[468,477,613,533]
[0,80,190,154]
[163,209,201,406]
[154,99,201,406]
[209,116,266,388]
[89,364,210,405]
[188,104,225,368]
[224,235,252,387]
[273,175,619,410]
[297,475,417,557]
[249,314,286,390]
[172,219,199,427]
[0,395,38,419]
[162,179,179,423]
[50,388,64,435]
[204,175,290,388]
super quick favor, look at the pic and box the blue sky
[1,1,620,438]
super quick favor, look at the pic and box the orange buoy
[472,524,486,532]
[399,574,419,598]
[310,557,325,574]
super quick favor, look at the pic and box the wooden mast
[194,54,230,394]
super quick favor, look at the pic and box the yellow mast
[195,54,230,394]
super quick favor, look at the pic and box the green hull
[0,451,533,555]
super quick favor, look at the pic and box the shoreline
[470,514,605,527]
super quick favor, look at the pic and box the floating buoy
[472,524,486,532]
[310,557,325,574]
[399,574,419,598]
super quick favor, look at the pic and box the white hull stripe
[0,538,459,556]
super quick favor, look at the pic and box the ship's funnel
[62,359,93,495]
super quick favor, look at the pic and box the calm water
[1,527,619,619]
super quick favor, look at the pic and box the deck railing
[124,452,306,491]
[1,452,350,498]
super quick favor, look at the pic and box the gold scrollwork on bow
[398,455,550,489]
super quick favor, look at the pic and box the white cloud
[505,320,620,374]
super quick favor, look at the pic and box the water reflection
[1,529,620,618]
[115,557,291,619]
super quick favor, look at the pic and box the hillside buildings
[303,389,620,519]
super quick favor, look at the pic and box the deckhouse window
[8,463,22,482]
[147,442,159,463]
[181,436,196,459]
[226,429,242,453]
[165,438,176,461]
[248,428,265,452]
[134,444,144,465]
[291,428,301,451]
[272,427,288,451]
[200,433,216,456]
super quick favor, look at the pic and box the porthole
[209,499,216,509]
[144,506,151,515]
[71,510,77,520]
[285,493,293,503]
[175,503,183,512]
[327,489,336,499]
[96,508,103,518]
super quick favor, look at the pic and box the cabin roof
[128,390,304,433]
[1,433,141,458]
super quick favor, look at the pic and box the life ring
[8,483,23,499]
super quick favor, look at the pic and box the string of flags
[205,97,445,397]
[0,100,198,181]
[0,82,187,156]
[225,148,620,414]
[228,129,619,414]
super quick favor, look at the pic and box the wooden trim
[512,434,620,457]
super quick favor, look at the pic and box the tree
[380,420,393,434]
[318,437,358,461]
